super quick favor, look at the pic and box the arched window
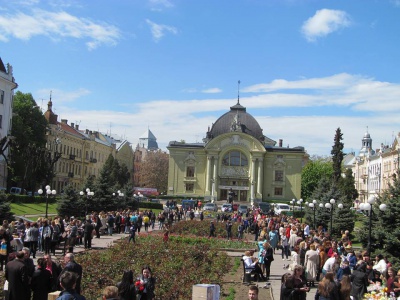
[222,151,248,167]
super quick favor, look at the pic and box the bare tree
[138,150,169,193]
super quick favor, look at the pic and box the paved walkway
[225,248,317,300]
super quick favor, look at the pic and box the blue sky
[1,0,400,156]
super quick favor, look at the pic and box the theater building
[167,100,307,203]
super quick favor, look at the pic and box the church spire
[237,80,241,105]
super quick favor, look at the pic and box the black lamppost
[113,190,124,209]
[360,195,387,254]
[308,200,317,230]
[324,198,343,234]
[80,188,94,216]
[290,199,296,217]
[38,185,56,218]
[297,198,304,222]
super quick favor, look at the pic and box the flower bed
[78,234,231,299]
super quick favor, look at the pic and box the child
[129,223,136,243]
[238,222,244,240]
[0,238,7,271]
[163,229,169,243]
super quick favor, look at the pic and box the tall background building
[0,57,17,188]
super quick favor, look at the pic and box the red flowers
[135,280,145,293]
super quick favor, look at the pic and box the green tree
[57,185,81,218]
[331,128,344,185]
[93,155,117,212]
[10,91,48,191]
[301,158,333,200]
[0,192,14,222]
[357,169,400,269]
[334,168,357,235]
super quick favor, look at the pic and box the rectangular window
[274,187,283,196]
[0,115,2,128]
[275,170,284,182]
[186,166,195,177]
[0,90,4,104]
[185,183,194,192]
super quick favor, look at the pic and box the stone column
[257,158,263,196]
[212,156,218,201]
[205,156,212,192]
[251,158,256,203]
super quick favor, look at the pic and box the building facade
[0,57,17,188]
[44,100,134,192]
[347,131,400,206]
[167,101,307,203]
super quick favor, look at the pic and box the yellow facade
[44,101,120,192]
[167,102,306,203]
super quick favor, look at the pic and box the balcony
[68,172,74,178]
[184,176,196,182]
[69,154,76,160]
[90,158,97,163]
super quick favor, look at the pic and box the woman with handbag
[262,242,274,280]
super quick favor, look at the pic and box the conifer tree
[57,185,81,218]
[94,154,116,212]
[358,169,400,269]
[331,128,344,185]
[335,168,357,235]
[0,192,14,222]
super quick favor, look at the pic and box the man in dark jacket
[107,214,115,236]
[57,271,86,300]
[5,250,30,300]
[83,219,94,250]
[43,254,62,292]
[59,253,83,294]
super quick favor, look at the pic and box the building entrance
[219,179,249,202]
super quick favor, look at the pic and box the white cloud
[391,0,400,7]
[148,0,174,11]
[202,88,222,94]
[0,8,121,49]
[301,9,351,42]
[41,73,400,156]
[36,88,91,108]
[146,19,177,41]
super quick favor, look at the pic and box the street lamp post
[80,188,94,216]
[360,195,387,254]
[38,185,56,218]
[113,190,124,209]
[309,201,317,230]
[297,198,304,223]
[324,198,343,234]
[290,199,295,217]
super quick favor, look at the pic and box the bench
[241,259,258,284]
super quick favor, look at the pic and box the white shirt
[243,255,257,268]
[304,224,310,236]
[323,257,336,272]
[373,259,387,274]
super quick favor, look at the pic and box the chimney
[85,129,89,134]
[71,122,74,128]
[61,119,68,124]
[75,124,79,130]
[279,139,283,147]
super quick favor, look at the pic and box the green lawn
[11,202,58,217]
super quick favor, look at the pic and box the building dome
[207,101,264,141]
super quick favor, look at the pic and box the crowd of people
[0,209,161,300]
[1,202,400,300]
[238,206,400,300]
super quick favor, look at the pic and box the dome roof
[207,101,264,141]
